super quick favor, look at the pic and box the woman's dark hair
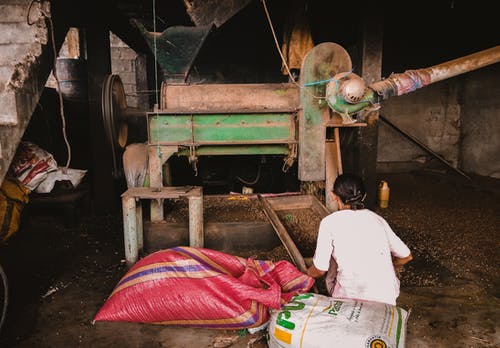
[333,173,366,210]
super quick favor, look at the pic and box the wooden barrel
[55,58,88,102]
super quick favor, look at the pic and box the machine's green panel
[148,113,296,144]
[177,145,290,156]
[149,115,192,143]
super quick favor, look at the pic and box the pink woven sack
[94,247,314,329]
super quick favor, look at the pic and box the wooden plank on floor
[258,194,307,273]
[122,186,200,199]
[144,221,279,254]
[265,194,313,211]
[264,194,330,219]
[310,195,331,218]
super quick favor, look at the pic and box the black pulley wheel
[102,74,129,177]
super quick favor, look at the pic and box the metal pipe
[371,45,500,98]
[328,45,500,116]
[427,45,500,83]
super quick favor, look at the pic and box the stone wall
[460,64,500,178]
[376,63,499,179]
[49,31,143,109]
[377,81,461,170]
[110,32,140,108]
[0,0,48,125]
[0,0,56,184]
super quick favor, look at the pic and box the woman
[307,173,412,305]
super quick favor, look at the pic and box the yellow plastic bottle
[378,180,390,208]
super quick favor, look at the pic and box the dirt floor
[0,171,498,347]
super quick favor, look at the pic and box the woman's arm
[392,253,413,270]
[307,264,327,279]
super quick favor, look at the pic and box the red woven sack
[93,247,314,329]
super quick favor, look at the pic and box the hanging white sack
[35,167,87,193]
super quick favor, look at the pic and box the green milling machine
[101,22,500,265]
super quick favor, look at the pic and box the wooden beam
[325,129,342,211]
[188,187,204,248]
[258,194,307,273]
[380,115,471,180]
[86,25,117,213]
[354,6,383,208]
[265,195,312,211]
[144,221,280,253]
[309,194,331,219]
[122,195,138,266]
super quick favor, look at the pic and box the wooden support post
[188,187,204,248]
[334,128,343,174]
[148,145,164,222]
[148,145,178,222]
[122,196,138,266]
[355,6,383,208]
[121,186,203,266]
[66,27,80,58]
[325,128,343,211]
[86,25,117,213]
[136,201,143,253]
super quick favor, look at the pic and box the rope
[303,77,334,87]
[28,1,71,171]
[260,0,299,87]
[261,0,328,100]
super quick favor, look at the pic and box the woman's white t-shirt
[312,209,411,305]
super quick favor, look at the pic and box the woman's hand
[392,253,413,271]
[306,265,326,279]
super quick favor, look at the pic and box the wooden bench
[121,186,203,266]
[27,183,91,227]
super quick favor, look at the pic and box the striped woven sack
[93,246,314,328]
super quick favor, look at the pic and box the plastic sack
[10,142,58,191]
[122,143,148,188]
[268,293,409,348]
[0,177,29,243]
[35,167,87,193]
[93,247,314,328]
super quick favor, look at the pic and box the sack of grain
[0,177,29,242]
[268,293,409,348]
[10,141,57,192]
[93,247,314,328]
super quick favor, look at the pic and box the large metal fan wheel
[102,74,129,177]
